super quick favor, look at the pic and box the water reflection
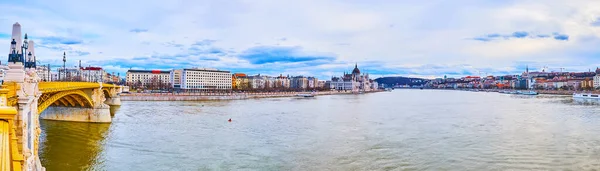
[39,120,110,171]
[109,105,120,117]
[572,98,600,105]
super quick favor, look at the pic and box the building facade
[0,65,8,83]
[290,76,308,89]
[180,68,232,90]
[307,77,318,89]
[170,69,183,89]
[275,75,290,89]
[35,65,51,81]
[56,67,82,81]
[330,64,378,92]
[594,74,600,89]
[80,66,104,82]
[126,70,171,89]
[232,73,247,90]
[248,75,266,89]
[104,72,121,84]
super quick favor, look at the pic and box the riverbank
[120,91,382,101]
[426,88,581,95]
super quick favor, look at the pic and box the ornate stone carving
[91,88,108,108]
[25,70,40,83]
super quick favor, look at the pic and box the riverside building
[36,65,51,81]
[179,68,232,91]
[594,68,600,89]
[330,64,378,92]
[170,69,183,89]
[126,69,171,87]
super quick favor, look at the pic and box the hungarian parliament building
[329,64,378,92]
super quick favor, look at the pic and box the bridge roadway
[0,81,123,171]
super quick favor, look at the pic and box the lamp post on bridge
[62,52,66,81]
[21,34,29,68]
[47,64,50,81]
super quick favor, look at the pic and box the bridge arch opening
[102,89,112,98]
[38,90,94,114]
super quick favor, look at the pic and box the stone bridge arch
[103,89,111,98]
[37,90,94,114]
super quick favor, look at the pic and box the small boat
[573,93,600,99]
[295,93,315,97]
[520,91,538,95]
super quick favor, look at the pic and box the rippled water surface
[39,90,600,170]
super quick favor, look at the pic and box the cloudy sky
[1,0,600,79]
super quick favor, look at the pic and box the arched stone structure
[37,90,94,114]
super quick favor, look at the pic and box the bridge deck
[39,82,118,93]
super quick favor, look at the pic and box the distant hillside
[374,77,428,86]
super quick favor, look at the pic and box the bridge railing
[0,85,23,171]
[38,82,120,93]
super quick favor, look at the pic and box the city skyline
[1,0,600,79]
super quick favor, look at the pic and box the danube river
[39,90,600,170]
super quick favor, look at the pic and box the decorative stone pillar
[4,69,42,171]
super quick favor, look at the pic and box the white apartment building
[170,69,183,89]
[594,74,600,88]
[126,70,170,86]
[180,68,232,90]
[36,65,52,81]
[248,75,266,89]
[56,67,82,81]
[0,65,8,83]
[81,66,104,82]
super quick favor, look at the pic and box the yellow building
[582,78,594,90]
[232,73,247,90]
[239,77,250,90]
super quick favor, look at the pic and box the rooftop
[183,68,230,73]
[127,69,170,74]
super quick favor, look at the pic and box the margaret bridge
[0,22,123,171]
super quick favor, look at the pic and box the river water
[39,90,600,170]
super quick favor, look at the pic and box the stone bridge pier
[103,86,121,106]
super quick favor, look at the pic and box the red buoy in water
[228,118,232,122]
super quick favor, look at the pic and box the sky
[1,0,600,79]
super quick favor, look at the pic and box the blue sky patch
[239,46,336,65]
[39,36,83,45]
[472,32,569,42]
[130,28,148,33]
[0,33,10,39]
[592,17,600,27]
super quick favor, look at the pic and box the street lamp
[8,39,19,63]
[62,52,66,81]
[47,64,51,81]
[27,52,32,68]
[21,34,29,67]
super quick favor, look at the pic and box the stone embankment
[435,88,585,95]
[120,91,378,101]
